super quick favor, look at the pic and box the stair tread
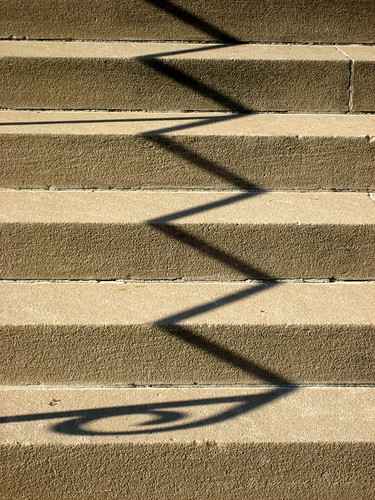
[0,40,350,61]
[2,190,374,225]
[338,45,375,62]
[1,386,374,444]
[2,110,374,137]
[2,281,374,326]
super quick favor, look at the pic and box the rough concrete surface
[1,282,374,384]
[1,111,374,190]
[1,3,374,498]
[338,45,375,112]
[1,387,374,499]
[1,0,374,43]
[0,41,350,112]
[1,191,374,280]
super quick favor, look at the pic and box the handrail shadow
[1,1,298,437]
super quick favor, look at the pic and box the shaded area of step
[1,111,374,190]
[0,41,351,112]
[1,386,374,499]
[1,191,374,280]
[1,0,374,43]
[1,282,374,384]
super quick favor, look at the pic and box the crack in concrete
[334,46,354,112]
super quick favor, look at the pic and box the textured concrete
[1,3,374,497]
[1,282,374,384]
[1,111,374,190]
[1,387,374,499]
[0,41,350,112]
[1,0,374,43]
[1,191,374,280]
[338,45,375,112]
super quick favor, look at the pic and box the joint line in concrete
[334,46,354,112]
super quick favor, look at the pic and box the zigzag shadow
[1,1,297,436]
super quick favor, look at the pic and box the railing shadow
[1,1,298,436]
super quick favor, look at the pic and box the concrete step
[1,281,374,385]
[0,41,354,112]
[1,190,374,280]
[1,0,374,43]
[1,111,374,191]
[1,386,374,499]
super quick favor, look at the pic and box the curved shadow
[53,388,293,436]
[0,388,295,436]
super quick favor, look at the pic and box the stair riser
[1,443,373,500]
[2,223,374,280]
[2,134,374,190]
[1,57,349,112]
[1,0,374,43]
[2,325,373,385]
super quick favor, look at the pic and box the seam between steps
[0,188,373,193]
[1,278,374,284]
[2,38,375,45]
[1,383,373,389]
[5,108,375,115]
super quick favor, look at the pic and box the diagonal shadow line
[155,321,287,385]
[148,223,268,278]
[134,42,237,59]
[142,131,256,189]
[0,115,223,127]
[0,198,296,435]
[148,192,257,224]
[139,112,244,136]
[139,58,250,112]
[144,0,240,43]
[0,124,293,437]
[0,113,245,145]
[153,283,278,326]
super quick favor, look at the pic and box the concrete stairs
[1,2,374,499]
